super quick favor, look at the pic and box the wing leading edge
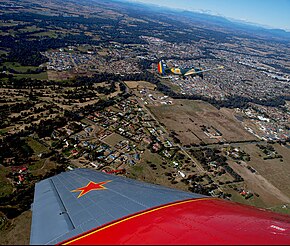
[62,198,290,245]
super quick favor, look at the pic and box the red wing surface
[30,169,290,245]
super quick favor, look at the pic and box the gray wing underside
[30,168,203,245]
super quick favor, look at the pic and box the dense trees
[0,136,33,166]
[190,148,243,182]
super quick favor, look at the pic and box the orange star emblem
[72,180,112,198]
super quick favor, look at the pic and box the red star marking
[72,180,112,198]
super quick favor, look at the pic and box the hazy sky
[126,0,290,31]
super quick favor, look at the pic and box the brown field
[102,133,127,147]
[47,70,74,81]
[0,210,31,245]
[240,143,290,197]
[149,100,257,145]
[125,81,156,90]
[219,143,290,213]
[228,159,290,208]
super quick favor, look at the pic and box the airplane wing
[30,168,290,245]
[184,66,224,76]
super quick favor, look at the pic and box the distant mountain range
[116,0,290,41]
[179,10,290,41]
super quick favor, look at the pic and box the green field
[269,204,290,215]
[14,72,48,80]
[2,62,40,73]
[18,25,43,33]
[28,159,45,171]
[0,128,9,135]
[62,147,75,157]
[26,137,49,155]
[128,165,144,179]
[0,167,13,197]
[0,62,48,80]
[221,185,268,209]
[31,31,58,38]
[0,180,13,197]
[160,79,181,93]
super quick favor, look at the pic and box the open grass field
[0,62,48,80]
[0,166,13,198]
[26,137,53,172]
[125,81,157,90]
[14,72,48,80]
[148,99,257,145]
[18,25,43,33]
[227,159,290,207]
[47,70,74,81]
[217,142,290,214]
[127,149,190,192]
[102,133,126,147]
[1,62,40,73]
[30,160,57,177]
[26,137,49,155]
[160,78,181,92]
[239,143,290,197]
[268,204,290,215]
[0,128,10,135]
[31,31,58,38]
[28,159,46,171]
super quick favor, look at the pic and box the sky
[125,0,290,31]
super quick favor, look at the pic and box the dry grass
[125,81,157,90]
[0,210,32,245]
[127,149,189,192]
[102,133,126,147]
[240,143,290,197]
[149,99,257,145]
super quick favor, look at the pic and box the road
[184,140,265,151]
